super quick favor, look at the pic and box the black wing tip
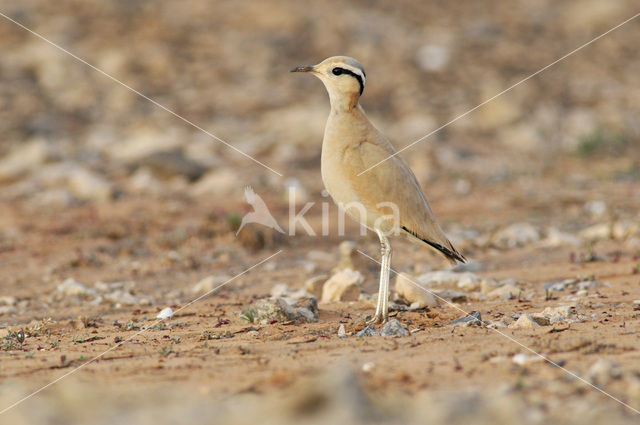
[401,226,466,263]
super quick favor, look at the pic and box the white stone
[156,307,174,320]
[338,324,346,338]
[321,269,363,303]
[512,353,544,366]
[362,362,375,373]
[509,314,540,329]
[487,284,521,300]
[395,273,438,308]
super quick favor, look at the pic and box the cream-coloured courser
[292,56,465,324]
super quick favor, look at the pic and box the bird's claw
[366,314,387,326]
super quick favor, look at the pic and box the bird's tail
[401,226,466,264]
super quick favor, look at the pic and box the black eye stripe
[331,67,364,95]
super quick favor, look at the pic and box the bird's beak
[290,65,315,73]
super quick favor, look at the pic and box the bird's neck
[328,91,361,112]
[323,104,369,151]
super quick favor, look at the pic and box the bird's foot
[366,314,388,326]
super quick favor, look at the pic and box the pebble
[395,272,438,308]
[66,166,113,202]
[492,222,540,248]
[0,306,16,315]
[577,221,638,241]
[103,289,153,306]
[0,139,52,183]
[529,315,551,326]
[540,227,581,247]
[0,296,17,306]
[508,314,539,329]
[487,283,521,300]
[480,278,501,294]
[156,307,174,320]
[190,168,237,197]
[512,353,544,366]
[533,305,576,324]
[450,261,484,272]
[457,274,482,292]
[447,310,483,326]
[380,319,409,337]
[30,188,76,208]
[56,278,93,297]
[241,297,316,325]
[543,279,576,292]
[321,269,363,303]
[362,362,375,373]
[337,324,346,338]
[416,270,476,286]
[191,275,233,295]
[487,320,508,328]
[578,223,610,240]
[269,283,310,300]
[356,325,380,337]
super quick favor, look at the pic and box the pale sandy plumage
[292,56,464,324]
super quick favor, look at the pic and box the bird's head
[291,56,366,110]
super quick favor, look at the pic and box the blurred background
[1,0,638,214]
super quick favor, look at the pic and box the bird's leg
[367,230,392,325]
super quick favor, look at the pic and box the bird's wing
[346,130,464,263]
[244,186,256,203]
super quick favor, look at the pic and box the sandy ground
[1,1,640,423]
[1,169,640,424]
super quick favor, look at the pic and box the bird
[292,56,465,324]
[236,186,285,235]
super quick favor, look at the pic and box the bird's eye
[332,67,343,76]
